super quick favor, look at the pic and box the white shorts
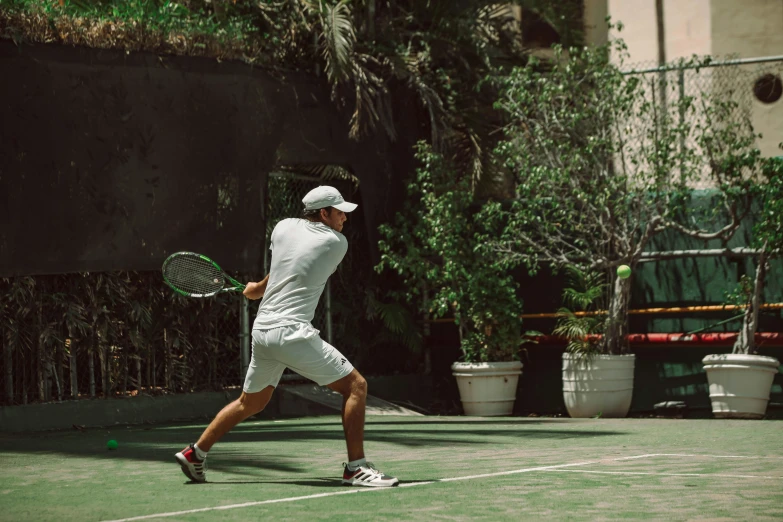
[243,323,354,393]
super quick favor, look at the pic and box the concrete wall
[710,0,783,58]
[583,0,609,47]
[603,0,783,160]
[664,0,712,60]
[710,0,783,159]
[606,0,782,62]
[608,0,660,63]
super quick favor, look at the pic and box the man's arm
[243,274,270,300]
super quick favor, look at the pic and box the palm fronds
[305,0,356,84]
[553,265,607,358]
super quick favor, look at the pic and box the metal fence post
[678,64,686,183]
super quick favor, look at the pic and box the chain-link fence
[620,55,783,189]
[0,171,364,406]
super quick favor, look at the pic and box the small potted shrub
[553,266,635,418]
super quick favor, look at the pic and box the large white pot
[451,361,523,416]
[562,353,635,418]
[702,354,780,419]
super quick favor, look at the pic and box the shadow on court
[0,417,626,474]
[200,478,345,487]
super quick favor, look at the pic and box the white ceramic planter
[451,361,523,416]
[562,353,635,418]
[702,354,780,419]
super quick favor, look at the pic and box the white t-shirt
[252,218,348,330]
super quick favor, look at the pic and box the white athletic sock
[194,443,208,460]
[347,458,366,470]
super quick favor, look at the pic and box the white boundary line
[613,454,659,461]
[101,460,597,522]
[613,453,783,461]
[644,453,783,460]
[101,453,782,522]
[544,469,782,480]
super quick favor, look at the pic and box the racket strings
[163,255,224,295]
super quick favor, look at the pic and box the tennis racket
[161,252,245,298]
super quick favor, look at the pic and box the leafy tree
[483,40,760,355]
[732,156,783,354]
[377,142,524,362]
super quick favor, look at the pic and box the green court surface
[1,416,782,521]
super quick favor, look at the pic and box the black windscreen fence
[0,41,347,276]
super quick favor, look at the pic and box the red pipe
[532,332,783,347]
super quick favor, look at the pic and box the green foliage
[2,0,585,196]
[304,0,355,84]
[481,38,764,354]
[5,0,263,43]
[488,42,758,273]
[724,274,754,309]
[377,142,524,362]
[754,156,783,253]
[552,266,607,359]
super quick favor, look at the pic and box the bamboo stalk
[55,345,64,401]
[37,307,45,402]
[164,328,171,391]
[98,340,106,398]
[88,335,96,398]
[70,348,78,399]
[51,360,61,401]
[3,337,12,405]
[121,353,128,395]
[22,349,28,405]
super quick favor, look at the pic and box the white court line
[101,460,598,522]
[543,469,782,480]
[102,453,781,522]
[647,453,783,460]
[613,454,660,461]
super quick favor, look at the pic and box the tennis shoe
[175,443,207,483]
[342,462,399,487]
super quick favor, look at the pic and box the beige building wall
[584,0,609,47]
[599,0,783,158]
[710,0,783,58]
[663,0,711,60]
[607,0,660,63]
[711,0,783,158]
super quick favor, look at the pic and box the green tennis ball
[107,439,118,450]
[617,265,632,279]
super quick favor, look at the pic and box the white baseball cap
[302,186,358,213]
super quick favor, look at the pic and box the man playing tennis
[176,186,399,487]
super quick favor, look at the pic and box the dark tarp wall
[0,40,408,276]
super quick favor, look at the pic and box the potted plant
[551,266,635,418]
[702,157,783,419]
[377,143,525,416]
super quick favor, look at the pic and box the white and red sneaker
[342,462,399,487]
[175,444,206,483]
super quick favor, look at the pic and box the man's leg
[327,369,398,487]
[326,369,367,461]
[197,386,275,451]
[175,386,274,482]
